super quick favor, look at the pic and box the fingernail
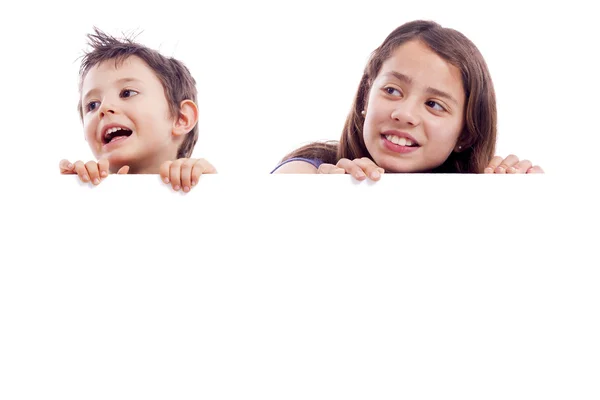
[378,168,385,174]
[371,171,380,180]
[68,163,73,169]
[183,186,190,192]
[496,167,505,173]
[100,171,107,177]
[163,177,170,183]
[357,171,366,178]
[484,167,493,174]
[93,178,100,185]
[507,167,516,173]
[173,185,180,191]
[191,180,196,186]
[82,175,89,182]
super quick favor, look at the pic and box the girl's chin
[373,155,415,174]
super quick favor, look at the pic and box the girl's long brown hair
[283,20,497,173]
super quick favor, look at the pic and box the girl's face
[362,40,466,172]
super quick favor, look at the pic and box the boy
[60,28,215,192]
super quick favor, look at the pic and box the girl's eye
[86,101,100,112]
[426,100,445,112]
[121,89,139,98]
[384,87,401,96]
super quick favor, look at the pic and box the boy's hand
[160,158,217,192]
[59,158,129,185]
[318,157,385,181]
[484,155,544,174]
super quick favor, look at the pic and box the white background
[0,0,598,176]
[2,174,600,399]
[1,1,599,399]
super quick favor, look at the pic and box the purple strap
[270,157,324,173]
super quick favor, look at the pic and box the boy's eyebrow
[82,78,143,101]
[385,71,459,105]
[115,77,143,85]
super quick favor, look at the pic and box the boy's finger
[117,165,130,174]
[73,161,90,183]
[180,158,195,192]
[59,159,75,174]
[169,159,184,191]
[85,161,101,185]
[98,159,110,178]
[198,159,217,174]
[159,161,172,183]
[190,159,217,186]
[190,159,203,186]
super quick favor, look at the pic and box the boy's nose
[98,101,117,118]
[99,109,115,118]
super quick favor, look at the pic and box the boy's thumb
[117,165,130,174]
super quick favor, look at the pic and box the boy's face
[80,56,181,173]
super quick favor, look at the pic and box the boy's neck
[116,148,180,175]
[127,164,161,174]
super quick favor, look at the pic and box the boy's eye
[86,101,100,112]
[426,100,445,112]
[121,89,139,98]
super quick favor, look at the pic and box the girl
[272,20,543,180]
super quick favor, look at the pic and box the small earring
[458,145,462,150]
[361,110,366,116]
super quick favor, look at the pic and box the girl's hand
[318,157,385,181]
[484,155,544,174]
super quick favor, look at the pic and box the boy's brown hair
[77,27,198,158]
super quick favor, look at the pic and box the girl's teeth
[386,135,414,146]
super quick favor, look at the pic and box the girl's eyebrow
[426,86,458,105]
[383,71,459,105]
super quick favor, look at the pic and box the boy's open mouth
[103,127,133,144]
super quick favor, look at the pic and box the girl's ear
[172,100,199,137]
[454,129,471,152]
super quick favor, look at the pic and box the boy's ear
[172,100,198,137]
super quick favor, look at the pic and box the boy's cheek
[83,124,96,142]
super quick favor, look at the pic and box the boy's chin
[105,153,136,174]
